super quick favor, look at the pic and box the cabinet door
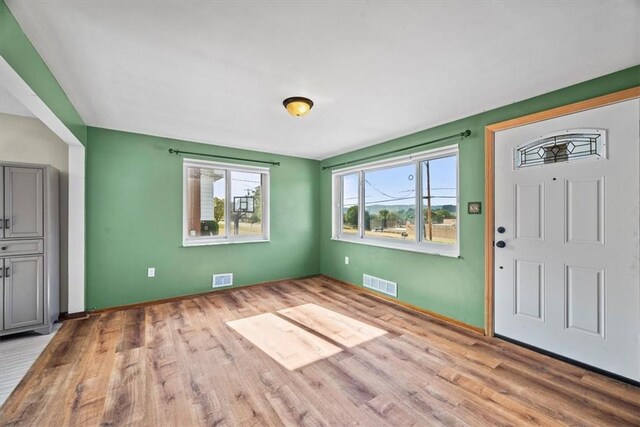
[0,168,4,239]
[4,167,44,238]
[0,259,4,330]
[4,256,44,329]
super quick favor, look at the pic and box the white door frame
[484,86,640,337]
[0,56,85,313]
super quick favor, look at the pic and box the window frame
[182,158,270,247]
[331,145,459,257]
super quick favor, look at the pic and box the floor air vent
[212,273,233,288]
[363,274,397,297]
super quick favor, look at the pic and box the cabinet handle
[0,246,6,251]
[0,218,3,229]
[3,219,9,229]
[4,267,9,277]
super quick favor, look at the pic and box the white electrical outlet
[148,267,155,277]
[345,256,349,265]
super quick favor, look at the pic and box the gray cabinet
[3,256,44,329]
[3,167,44,239]
[0,163,58,336]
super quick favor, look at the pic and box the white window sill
[331,236,460,258]
[182,238,270,247]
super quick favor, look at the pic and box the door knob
[496,240,506,248]
[497,226,506,234]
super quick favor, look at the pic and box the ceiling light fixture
[283,96,314,117]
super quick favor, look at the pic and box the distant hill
[363,204,412,215]
[435,204,457,214]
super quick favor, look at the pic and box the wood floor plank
[100,347,148,426]
[116,308,146,353]
[1,277,638,426]
[363,394,421,426]
[60,311,123,426]
[278,303,387,347]
[264,383,328,427]
[336,352,467,426]
[226,313,342,371]
[580,372,640,405]
[292,364,385,426]
[177,298,281,426]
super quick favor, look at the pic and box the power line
[364,196,415,204]
[345,193,455,203]
[364,179,397,199]
[232,178,260,184]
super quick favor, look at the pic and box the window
[341,173,359,236]
[183,159,269,246]
[515,129,606,169]
[333,145,459,256]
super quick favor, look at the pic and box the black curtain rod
[168,148,280,166]
[321,129,471,171]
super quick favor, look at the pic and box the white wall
[67,145,85,314]
[0,112,70,312]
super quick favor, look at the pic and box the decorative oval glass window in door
[514,129,607,169]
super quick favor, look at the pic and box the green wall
[320,66,640,328]
[0,1,86,144]
[85,127,320,310]
[86,66,638,315]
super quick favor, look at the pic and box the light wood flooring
[1,276,638,426]
[226,311,342,370]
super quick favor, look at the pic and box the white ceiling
[0,85,35,118]
[6,1,639,160]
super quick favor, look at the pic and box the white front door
[494,98,640,381]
